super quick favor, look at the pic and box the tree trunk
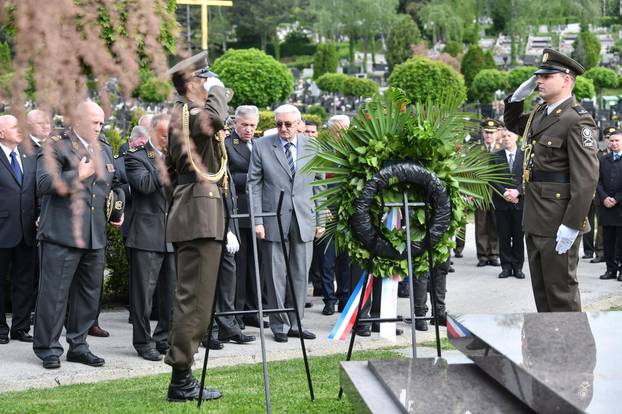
[349,34,355,65]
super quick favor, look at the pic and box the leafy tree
[135,69,172,103]
[313,43,338,80]
[469,69,509,103]
[388,57,466,105]
[316,73,349,94]
[212,48,294,108]
[574,76,596,100]
[304,104,329,122]
[584,67,618,92]
[0,41,12,76]
[572,31,601,70]
[385,14,420,70]
[418,1,465,44]
[460,45,496,88]
[342,77,379,97]
[508,66,538,90]
[443,41,463,57]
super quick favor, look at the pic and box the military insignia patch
[190,108,202,116]
[50,135,62,143]
[72,142,79,151]
[106,163,115,173]
[114,201,123,210]
[233,138,239,144]
[148,151,155,158]
[114,154,119,159]
[542,52,549,63]
[581,127,594,147]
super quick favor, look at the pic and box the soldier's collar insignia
[233,138,239,144]
[148,151,156,158]
[542,52,549,63]
[581,127,594,147]
[114,154,119,159]
[72,142,79,151]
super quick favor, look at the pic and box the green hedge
[574,76,596,100]
[316,73,349,94]
[508,66,538,90]
[584,67,618,92]
[469,69,509,103]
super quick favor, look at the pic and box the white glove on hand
[226,231,240,255]
[203,77,224,93]
[510,75,537,102]
[555,224,580,255]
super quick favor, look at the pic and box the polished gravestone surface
[448,312,621,414]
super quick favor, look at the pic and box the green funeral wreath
[304,88,508,278]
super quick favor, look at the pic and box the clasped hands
[503,189,520,204]
[603,196,618,208]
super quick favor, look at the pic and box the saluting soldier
[504,49,599,312]
[164,51,229,402]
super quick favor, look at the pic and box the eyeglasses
[276,121,296,128]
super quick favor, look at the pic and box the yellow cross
[176,0,233,51]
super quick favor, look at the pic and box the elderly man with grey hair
[247,104,324,343]
[327,114,350,132]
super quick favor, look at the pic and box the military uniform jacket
[504,96,599,237]
[596,152,622,226]
[225,131,252,228]
[114,143,132,238]
[36,129,124,250]
[124,141,173,252]
[166,87,229,243]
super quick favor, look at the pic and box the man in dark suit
[124,116,176,362]
[225,105,267,329]
[491,128,525,279]
[596,128,622,280]
[0,115,37,344]
[27,109,51,155]
[33,101,125,369]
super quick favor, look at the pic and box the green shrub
[257,110,276,135]
[386,14,420,70]
[0,41,12,76]
[574,76,596,100]
[316,73,349,94]
[304,104,329,121]
[584,67,618,92]
[104,225,128,305]
[460,45,496,87]
[212,48,294,108]
[302,113,322,128]
[388,57,466,105]
[469,69,509,103]
[572,31,601,70]
[341,77,379,97]
[136,69,172,103]
[443,41,463,57]
[508,66,538,90]
[280,30,316,57]
[313,43,339,80]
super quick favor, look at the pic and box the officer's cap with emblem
[106,188,124,223]
[604,126,622,138]
[481,118,502,132]
[167,51,219,79]
[535,48,585,76]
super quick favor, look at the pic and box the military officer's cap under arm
[167,51,219,79]
[534,48,585,76]
[481,118,502,132]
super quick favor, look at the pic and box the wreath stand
[197,187,314,413]
[338,163,449,399]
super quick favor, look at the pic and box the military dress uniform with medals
[504,49,599,312]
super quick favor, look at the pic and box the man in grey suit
[247,104,324,343]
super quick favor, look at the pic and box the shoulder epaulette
[572,105,589,115]
[50,135,62,143]
[128,145,144,153]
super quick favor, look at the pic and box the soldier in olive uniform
[164,51,229,402]
[504,49,599,312]
[33,101,125,369]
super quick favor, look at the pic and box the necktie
[284,142,296,175]
[614,153,621,161]
[508,153,514,171]
[10,151,23,185]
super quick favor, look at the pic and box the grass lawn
[420,337,455,350]
[0,349,402,414]
[609,305,622,311]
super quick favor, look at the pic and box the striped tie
[284,142,295,174]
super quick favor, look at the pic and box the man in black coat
[596,128,622,281]
[0,115,38,344]
[225,105,267,329]
[33,101,125,369]
[124,116,176,361]
[490,128,526,279]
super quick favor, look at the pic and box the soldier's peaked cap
[604,126,621,137]
[534,48,585,76]
[167,51,218,79]
[481,118,502,132]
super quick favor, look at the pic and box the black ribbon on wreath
[350,162,451,260]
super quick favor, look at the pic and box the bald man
[33,101,125,369]
[26,110,52,155]
[0,115,38,344]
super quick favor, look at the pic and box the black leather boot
[414,314,428,331]
[167,368,222,402]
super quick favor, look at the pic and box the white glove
[555,224,580,255]
[226,231,239,254]
[510,75,537,102]
[203,77,224,93]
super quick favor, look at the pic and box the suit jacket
[596,152,622,226]
[491,148,524,211]
[0,145,37,248]
[225,131,252,228]
[124,141,173,252]
[166,88,229,243]
[247,133,321,243]
[37,129,124,250]
[504,95,599,237]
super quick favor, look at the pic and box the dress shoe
[10,331,33,342]
[430,314,447,326]
[220,333,256,344]
[138,348,162,361]
[157,345,169,355]
[590,256,605,263]
[305,302,313,308]
[514,270,526,279]
[498,269,511,279]
[0,336,8,345]
[67,351,105,367]
[414,319,428,331]
[582,253,594,259]
[243,317,269,329]
[600,271,617,280]
[42,356,60,369]
[88,325,110,337]
[355,327,371,337]
[476,259,488,267]
[274,333,288,343]
[201,336,224,350]
[448,266,455,273]
[454,251,463,258]
[322,303,335,315]
[487,258,501,266]
[168,368,222,402]
[288,329,316,340]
